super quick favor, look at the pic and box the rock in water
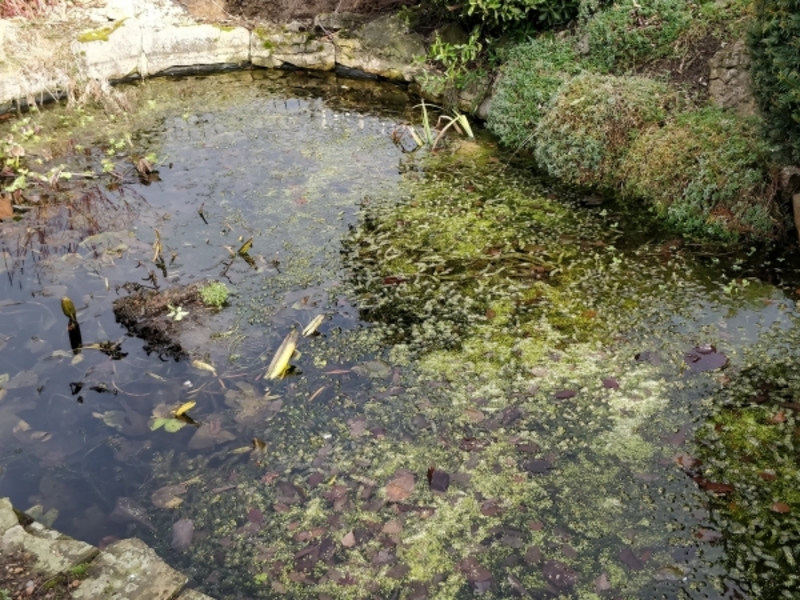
[171,518,194,550]
[109,497,155,531]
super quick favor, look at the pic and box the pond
[0,69,799,599]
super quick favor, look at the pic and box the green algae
[76,19,125,43]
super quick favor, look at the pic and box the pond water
[0,70,799,599]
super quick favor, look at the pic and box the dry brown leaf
[385,470,415,502]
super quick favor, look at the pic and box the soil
[0,549,80,599]
[223,0,416,22]
[638,34,722,104]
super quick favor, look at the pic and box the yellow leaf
[191,359,217,376]
[266,330,298,380]
[302,314,325,337]
[174,400,196,417]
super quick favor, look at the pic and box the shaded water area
[1,70,799,599]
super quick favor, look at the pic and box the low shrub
[534,73,673,187]
[749,0,800,163]
[622,108,779,240]
[583,0,694,73]
[487,36,584,150]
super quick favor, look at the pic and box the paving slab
[0,524,97,577]
[0,497,19,535]
[72,537,188,600]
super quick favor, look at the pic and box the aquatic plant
[696,324,800,597]
[200,281,229,308]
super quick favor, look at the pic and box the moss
[213,24,237,33]
[76,19,125,43]
[622,107,780,241]
[534,73,675,188]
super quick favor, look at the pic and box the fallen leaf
[0,196,12,219]
[427,467,450,493]
[191,360,217,376]
[684,345,727,372]
[174,400,196,417]
[151,484,187,509]
[302,314,325,337]
[341,531,356,548]
[266,331,298,380]
[555,389,577,399]
[771,502,791,514]
[385,470,415,502]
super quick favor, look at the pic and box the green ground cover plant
[533,73,674,187]
[487,37,584,149]
[621,108,779,240]
[582,0,695,73]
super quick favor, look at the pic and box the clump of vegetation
[487,37,584,150]
[697,334,800,598]
[200,281,229,309]
[622,108,779,241]
[534,73,673,187]
[582,0,694,73]
[426,0,582,30]
[749,0,800,163]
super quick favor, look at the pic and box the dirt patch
[0,549,80,599]
[639,34,721,104]
[222,0,415,22]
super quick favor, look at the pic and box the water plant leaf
[150,417,187,432]
[92,410,128,431]
[302,314,325,337]
[191,359,217,376]
[266,330,298,380]
[174,400,196,417]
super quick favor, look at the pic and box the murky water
[0,70,798,599]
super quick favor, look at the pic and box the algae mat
[0,71,797,599]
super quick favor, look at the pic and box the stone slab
[73,18,144,80]
[1,524,97,577]
[142,24,250,76]
[251,27,335,70]
[72,537,187,600]
[0,497,19,535]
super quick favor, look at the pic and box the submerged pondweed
[2,71,798,600]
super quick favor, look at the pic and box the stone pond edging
[0,496,212,599]
[0,0,484,115]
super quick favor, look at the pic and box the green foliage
[487,36,584,149]
[534,73,673,187]
[426,0,580,30]
[200,281,229,308]
[583,0,694,73]
[749,0,800,163]
[622,108,779,240]
[428,26,484,88]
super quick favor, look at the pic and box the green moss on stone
[77,19,125,43]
